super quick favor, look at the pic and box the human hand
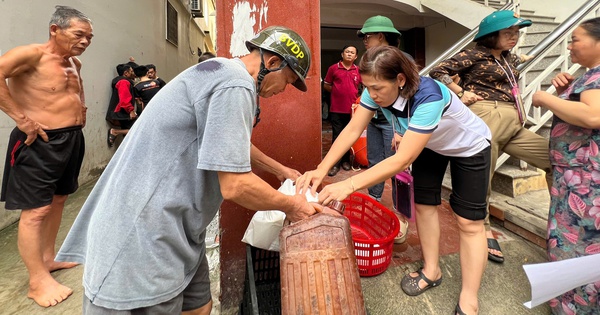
[532,91,551,108]
[520,54,535,62]
[277,167,302,182]
[295,168,327,197]
[460,91,483,106]
[317,178,354,207]
[17,116,49,145]
[284,194,319,223]
[551,72,574,96]
[129,111,137,120]
[451,74,461,84]
[392,133,403,150]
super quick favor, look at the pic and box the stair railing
[419,1,518,76]
[421,0,600,172]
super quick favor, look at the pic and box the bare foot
[28,277,73,307]
[46,260,79,272]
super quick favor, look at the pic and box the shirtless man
[0,6,93,307]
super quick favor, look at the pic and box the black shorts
[1,126,85,210]
[412,146,491,221]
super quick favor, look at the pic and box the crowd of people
[0,4,599,315]
[105,59,168,147]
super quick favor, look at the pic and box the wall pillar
[216,0,321,311]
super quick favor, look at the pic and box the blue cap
[474,10,532,41]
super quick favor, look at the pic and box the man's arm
[217,170,317,222]
[251,144,301,181]
[115,80,137,120]
[0,45,49,144]
[73,57,87,128]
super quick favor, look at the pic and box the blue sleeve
[359,88,377,111]
[407,80,448,134]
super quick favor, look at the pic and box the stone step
[492,163,548,197]
[520,13,557,24]
[489,189,549,248]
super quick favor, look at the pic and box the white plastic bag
[241,179,317,251]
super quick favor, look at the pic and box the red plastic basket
[342,192,400,277]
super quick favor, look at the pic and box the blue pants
[366,119,396,202]
[329,112,352,166]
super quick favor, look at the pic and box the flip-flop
[455,303,467,315]
[487,238,505,263]
[107,129,117,148]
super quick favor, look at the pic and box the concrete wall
[0,0,206,230]
[424,18,469,68]
[216,0,322,312]
[521,0,588,22]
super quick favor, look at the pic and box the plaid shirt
[429,45,521,102]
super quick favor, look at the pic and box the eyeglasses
[499,30,521,39]
[362,34,376,43]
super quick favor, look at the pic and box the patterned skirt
[547,165,600,314]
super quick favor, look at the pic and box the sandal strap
[417,268,435,286]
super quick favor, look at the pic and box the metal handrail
[419,1,516,76]
[496,0,600,169]
[518,0,600,72]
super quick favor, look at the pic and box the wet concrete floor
[0,121,553,314]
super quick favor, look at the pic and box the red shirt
[324,62,361,114]
[114,79,134,113]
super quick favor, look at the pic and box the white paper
[523,253,600,308]
[241,179,318,251]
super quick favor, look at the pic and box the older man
[0,5,93,307]
[57,26,316,315]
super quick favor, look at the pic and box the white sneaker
[394,219,408,244]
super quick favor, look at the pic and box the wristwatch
[456,90,465,98]
[440,74,454,85]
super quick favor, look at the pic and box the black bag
[393,169,414,219]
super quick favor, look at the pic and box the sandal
[107,129,117,148]
[455,303,467,315]
[394,219,408,244]
[487,238,505,263]
[401,268,442,296]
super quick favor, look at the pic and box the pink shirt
[324,62,361,114]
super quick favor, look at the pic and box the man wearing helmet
[55,26,315,314]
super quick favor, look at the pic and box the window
[166,1,178,46]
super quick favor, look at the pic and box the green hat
[474,10,532,41]
[246,26,311,92]
[357,15,401,37]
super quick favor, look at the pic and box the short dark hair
[198,52,216,63]
[116,64,131,76]
[382,32,400,47]
[475,31,500,49]
[342,45,357,53]
[580,17,600,41]
[49,5,91,28]
[359,46,419,99]
[134,65,149,78]
[146,64,156,71]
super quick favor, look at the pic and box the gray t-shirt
[56,58,256,309]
